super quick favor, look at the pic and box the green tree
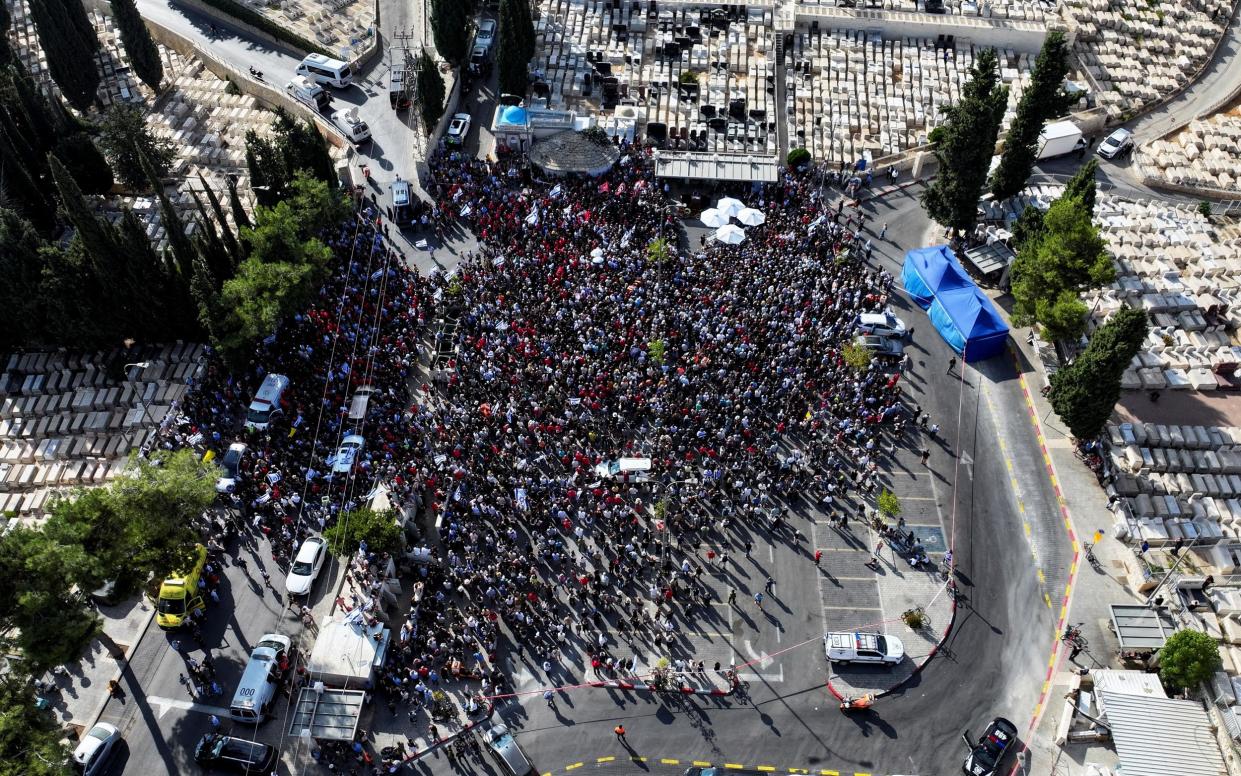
[841,340,871,371]
[0,208,48,348]
[1049,307,1147,439]
[26,0,101,112]
[429,0,469,65]
[110,0,162,90]
[646,236,671,264]
[0,673,75,776]
[98,103,175,189]
[989,31,1072,201]
[1198,200,1213,219]
[496,0,529,98]
[53,132,114,193]
[1157,629,1222,691]
[0,525,101,674]
[921,48,1009,236]
[416,49,445,132]
[786,147,811,168]
[507,0,535,62]
[323,507,403,557]
[227,174,252,231]
[1011,204,1046,251]
[1062,158,1099,216]
[1011,191,1114,338]
[198,173,242,270]
[244,109,336,206]
[876,489,901,519]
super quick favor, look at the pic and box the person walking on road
[814,549,823,567]
[920,448,931,466]
[764,575,775,593]
[754,592,764,610]
[946,356,957,375]
[727,588,737,606]
[614,725,627,742]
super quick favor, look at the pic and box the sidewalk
[48,594,157,736]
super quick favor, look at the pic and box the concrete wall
[140,14,349,149]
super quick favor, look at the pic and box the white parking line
[146,695,231,720]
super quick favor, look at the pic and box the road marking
[145,696,230,720]
[724,765,745,770]
[660,759,680,765]
[597,757,615,763]
[819,771,840,776]
[820,605,882,610]
[757,767,776,772]
[566,763,583,771]
[692,762,713,767]
[631,757,647,763]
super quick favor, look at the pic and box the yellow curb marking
[725,765,745,770]
[693,762,713,767]
[597,757,615,764]
[660,759,680,765]
[758,767,777,772]
[566,764,583,771]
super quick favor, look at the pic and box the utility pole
[389,28,421,111]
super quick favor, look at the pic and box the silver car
[1096,128,1133,159]
[73,722,121,776]
[854,334,905,360]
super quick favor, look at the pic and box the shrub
[786,147,811,168]
[1158,629,1221,691]
[877,489,902,519]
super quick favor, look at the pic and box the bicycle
[1061,623,1088,649]
[1083,542,1102,571]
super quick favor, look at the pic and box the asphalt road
[95,525,328,776]
[427,188,1064,776]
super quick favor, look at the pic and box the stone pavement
[46,592,157,736]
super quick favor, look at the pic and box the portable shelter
[902,245,1010,362]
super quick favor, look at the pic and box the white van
[593,457,652,484]
[296,53,353,88]
[823,631,905,666]
[348,386,378,422]
[285,76,331,112]
[245,373,290,431]
[229,634,291,722]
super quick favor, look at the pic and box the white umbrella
[736,207,766,226]
[590,247,605,259]
[700,208,730,228]
[714,224,746,244]
[716,196,745,217]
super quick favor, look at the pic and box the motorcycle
[248,66,264,81]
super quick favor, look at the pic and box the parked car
[855,309,907,339]
[447,113,472,145]
[854,334,905,360]
[475,18,497,51]
[961,717,1018,775]
[194,734,278,774]
[823,631,905,665]
[327,433,365,475]
[1096,128,1134,159]
[72,722,121,776]
[483,722,536,776]
[285,537,327,596]
[333,108,371,144]
[216,442,247,494]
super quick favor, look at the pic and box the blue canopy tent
[902,245,1010,362]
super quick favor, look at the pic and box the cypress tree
[0,125,55,233]
[990,32,1073,201]
[0,1,13,68]
[226,175,252,232]
[1049,307,1148,439]
[496,0,528,98]
[1062,158,1099,217]
[27,0,102,112]
[921,48,1008,236]
[140,150,195,284]
[197,173,241,271]
[0,208,48,347]
[189,188,234,286]
[110,0,162,90]
[54,132,114,194]
[416,49,445,131]
[48,153,115,266]
[190,253,222,340]
[429,0,469,65]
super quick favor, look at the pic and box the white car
[475,18,497,51]
[824,631,905,666]
[333,109,371,144]
[855,310,907,339]
[285,536,327,596]
[73,722,121,776]
[1096,127,1133,160]
[327,433,365,475]
[215,442,247,494]
[446,113,472,146]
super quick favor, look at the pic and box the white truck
[1036,120,1087,160]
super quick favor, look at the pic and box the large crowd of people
[157,144,917,767]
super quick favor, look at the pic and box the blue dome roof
[498,106,528,126]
